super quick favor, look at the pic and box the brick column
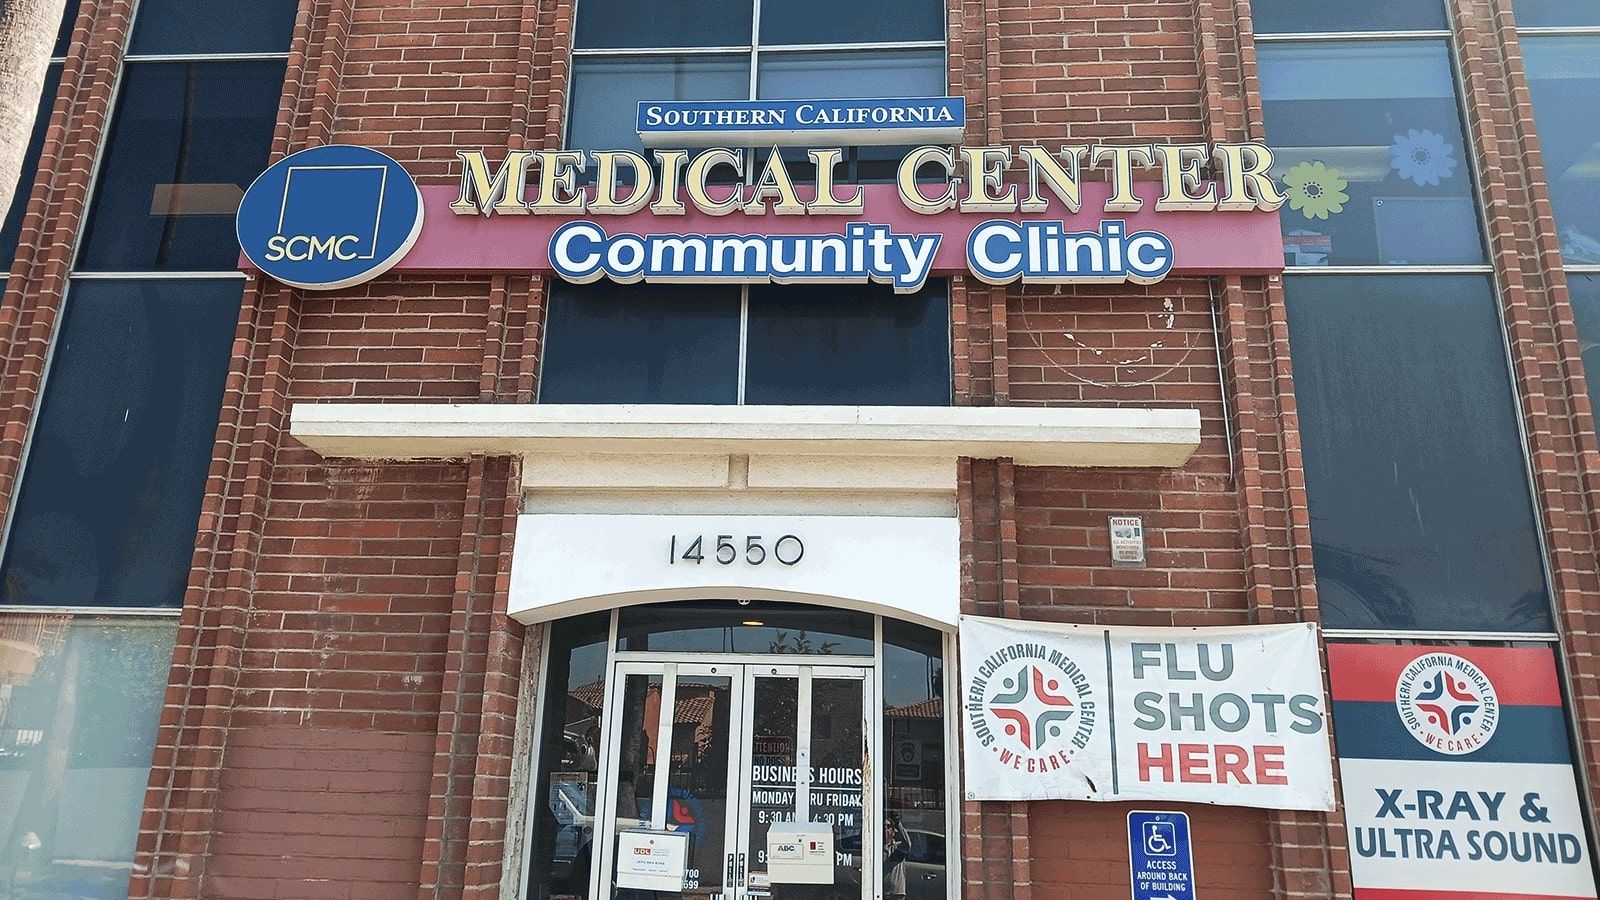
[1452,0,1600,808]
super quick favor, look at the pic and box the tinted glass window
[0,615,177,893]
[54,0,81,57]
[1251,0,1446,34]
[745,282,951,405]
[525,612,611,900]
[617,601,875,654]
[1571,273,1599,389]
[1515,0,1600,26]
[882,617,948,900]
[1284,275,1551,632]
[574,0,753,49]
[759,0,943,45]
[127,0,298,55]
[1,64,61,274]
[539,283,742,404]
[567,55,750,154]
[758,49,946,100]
[756,48,945,183]
[0,279,242,608]
[1259,41,1485,267]
[77,60,285,272]
[1523,37,1600,265]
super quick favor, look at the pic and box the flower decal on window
[1283,161,1349,220]
[1390,128,1458,186]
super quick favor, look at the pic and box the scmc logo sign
[237,145,423,290]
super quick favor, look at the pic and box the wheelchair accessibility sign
[1127,811,1194,899]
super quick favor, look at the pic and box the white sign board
[509,514,960,627]
[959,615,1334,810]
[616,829,690,892]
[1328,644,1597,899]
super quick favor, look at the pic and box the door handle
[726,852,737,886]
[737,852,747,886]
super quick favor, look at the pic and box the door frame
[590,659,878,900]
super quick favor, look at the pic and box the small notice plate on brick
[1109,516,1146,568]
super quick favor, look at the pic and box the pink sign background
[262,182,1285,276]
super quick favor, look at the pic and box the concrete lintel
[289,403,1203,469]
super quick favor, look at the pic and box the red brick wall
[0,0,1591,898]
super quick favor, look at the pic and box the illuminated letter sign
[240,143,1286,289]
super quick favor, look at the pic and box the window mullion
[737,287,750,405]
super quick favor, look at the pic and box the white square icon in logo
[276,164,388,260]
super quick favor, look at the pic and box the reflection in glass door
[594,663,873,900]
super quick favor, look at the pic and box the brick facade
[0,0,1594,898]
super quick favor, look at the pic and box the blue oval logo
[237,145,424,290]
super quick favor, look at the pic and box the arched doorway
[522,601,953,900]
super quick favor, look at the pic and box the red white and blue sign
[1128,810,1195,900]
[236,144,424,290]
[1329,644,1598,900]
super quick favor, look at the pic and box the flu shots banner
[1328,644,1598,900]
[959,616,1334,810]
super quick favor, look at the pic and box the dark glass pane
[759,50,947,183]
[0,64,61,274]
[1284,275,1552,632]
[1251,0,1446,34]
[807,678,865,891]
[539,283,741,404]
[525,612,611,900]
[1260,41,1486,266]
[667,675,735,895]
[574,0,752,49]
[567,55,750,156]
[0,615,177,894]
[745,282,951,405]
[78,60,285,272]
[0,279,242,608]
[1571,273,1600,393]
[617,601,875,655]
[757,50,946,99]
[128,0,298,54]
[746,675,800,890]
[54,0,82,57]
[882,620,947,900]
[1523,37,1600,265]
[1516,0,1600,26]
[759,0,942,45]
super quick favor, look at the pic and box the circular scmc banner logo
[1394,652,1500,756]
[967,644,1096,772]
[237,145,424,290]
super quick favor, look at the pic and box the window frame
[513,607,963,900]
[1259,12,1560,643]
[1516,20,1600,281]
[564,0,949,153]
[536,280,955,406]
[553,0,954,409]
[0,0,291,616]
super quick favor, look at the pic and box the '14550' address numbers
[669,534,804,566]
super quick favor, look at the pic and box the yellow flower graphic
[1283,161,1349,221]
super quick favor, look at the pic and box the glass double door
[594,662,875,900]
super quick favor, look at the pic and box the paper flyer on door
[959,615,1335,810]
